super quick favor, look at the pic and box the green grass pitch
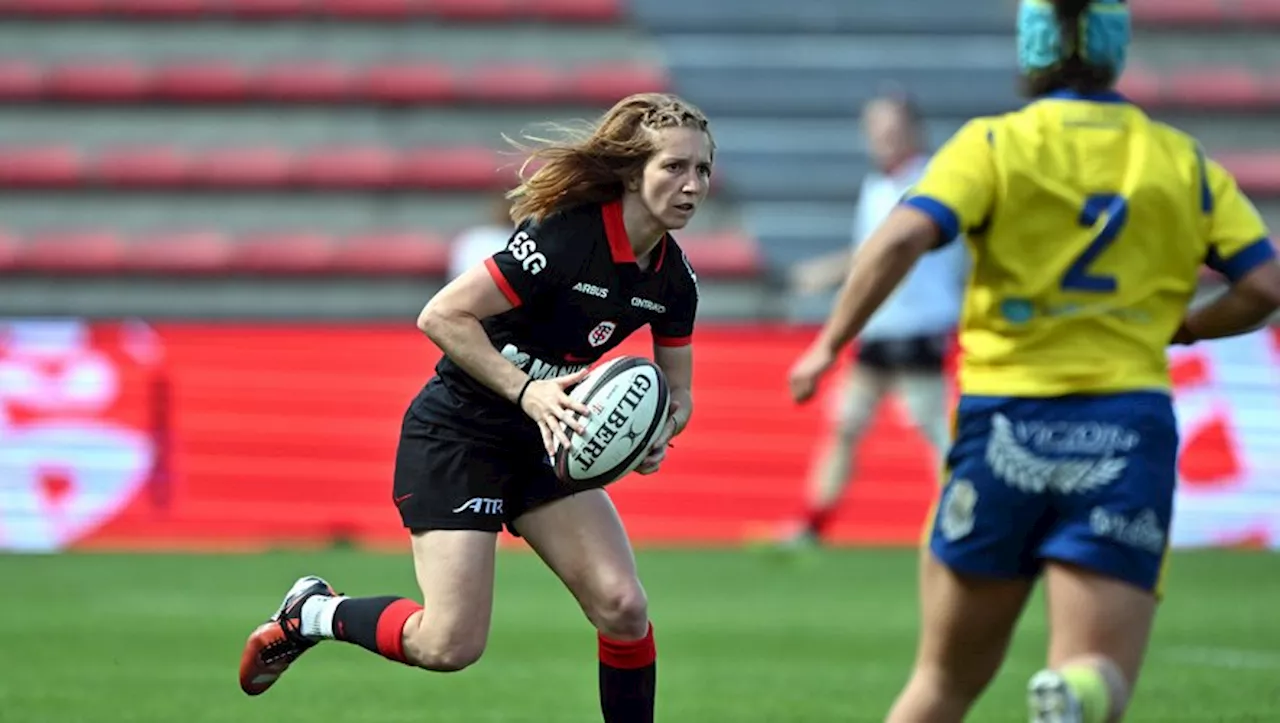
[5,547,1280,722]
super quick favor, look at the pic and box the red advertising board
[0,320,1277,552]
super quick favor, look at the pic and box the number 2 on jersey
[1062,193,1127,293]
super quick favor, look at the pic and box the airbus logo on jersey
[574,282,609,298]
[631,297,666,314]
[501,343,587,380]
[507,231,547,275]
[452,497,504,515]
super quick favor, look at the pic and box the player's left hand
[635,401,681,475]
[788,342,837,404]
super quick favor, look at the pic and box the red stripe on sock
[375,599,422,664]
[598,622,656,669]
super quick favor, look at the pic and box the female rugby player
[239,92,712,723]
[789,1,1280,722]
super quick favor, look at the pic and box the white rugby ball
[553,356,670,488]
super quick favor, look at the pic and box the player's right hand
[788,342,836,404]
[519,368,592,456]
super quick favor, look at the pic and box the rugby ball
[553,356,670,488]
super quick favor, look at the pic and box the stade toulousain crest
[588,321,616,348]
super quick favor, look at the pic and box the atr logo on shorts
[1089,507,1165,554]
[452,497,504,515]
[573,282,609,298]
[939,479,977,542]
[588,321,616,348]
[986,413,1129,494]
[507,231,547,275]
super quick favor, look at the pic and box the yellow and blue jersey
[903,89,1274,398]
[905,89,1275,593]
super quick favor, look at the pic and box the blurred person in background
[789,0,1280,721]
[238,93,712,723]
[448,194,516,282]
[781,91,966,548]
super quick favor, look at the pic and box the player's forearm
[1181,287,1278,342]
[418,309,527,402]
[817,216,931,354]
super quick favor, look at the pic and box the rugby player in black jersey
[239,93,712,723]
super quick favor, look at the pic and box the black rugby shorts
[856,332,948,373]
[391,407,582,536]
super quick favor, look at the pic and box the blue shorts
[928,392,1177,592]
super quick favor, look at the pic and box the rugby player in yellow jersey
[788,1,1280,721]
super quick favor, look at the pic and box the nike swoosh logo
[393,493,413,506]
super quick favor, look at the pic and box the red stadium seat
[222,0,311,17]
[294,145,399,188]
[1166,68,1268,109]
[1131,0,1280,25]
[315,0,414,19]
[331,230,450,275]
[152,61,251,101]
[360,62,457,103]
[117,0,205,17]
[678,232,762,278]
[1115,66,1162,106]
[563,63,668,104]
[397,147,505,190]
[0,145,84,187]
[46,61,149,100]
[0,229,21,271]
[1238,0,1280,22]
[232,231,334,273]
[0,226,763,277]
[421,0,518,21]
[6,0,104,16]
[6,59,674,105]
[192,147,294,187]
[1130,0,1227,25]
[0,60,43,101]
[18,230,126,272]
[464,63,562,103]
[256,61,355,102]
[94,145,192,187]
[1217,152,1280,196]
[527,0,621,23]
[125,229,235,272]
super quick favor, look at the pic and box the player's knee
[836,411,873,441]
[585,578,649,639]
[403,623,487,672]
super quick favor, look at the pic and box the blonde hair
[504,93,713,224]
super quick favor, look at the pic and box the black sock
[331,596,422,664]
[598,623,657,723]
[805,504,837,539]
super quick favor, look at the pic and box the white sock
[299,595,346,640]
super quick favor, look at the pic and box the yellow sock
[1060,665,1111,723]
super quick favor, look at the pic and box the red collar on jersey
[601,200,668,272]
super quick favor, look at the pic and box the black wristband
[515,378,533,406]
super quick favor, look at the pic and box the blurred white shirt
[448,225,512,281]
[853,154,968,341]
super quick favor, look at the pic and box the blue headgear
[1017,0,1131,74]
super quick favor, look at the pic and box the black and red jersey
[412,200,698,436]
